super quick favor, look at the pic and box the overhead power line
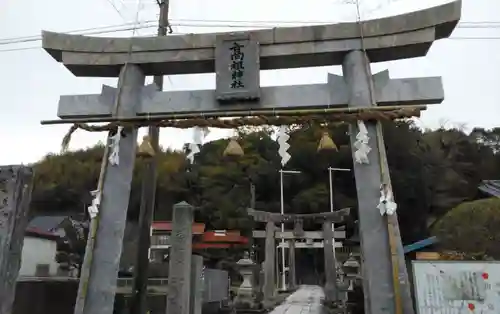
[3,36,499,54]
[1,19,499,52]
[1,19,499,46]
[0,20,158,45]
[104,0,128,20]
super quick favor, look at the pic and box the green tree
[432,198,500,259]
[31,145,187,220]
[55,218,89,276]
[417,128,500,225]
[29,121,500,247]
[470,127,500,153]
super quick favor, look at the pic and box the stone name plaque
[215,33,260,102]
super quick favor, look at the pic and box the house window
[159,235,169,245]
[152,235,170,246]
[35,264,50,277]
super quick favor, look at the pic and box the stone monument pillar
[167,201,194,314]
[190,255,203,314]
[322,220,338,302]
[0,166,33,314]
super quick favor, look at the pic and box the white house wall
[19,236,59,277]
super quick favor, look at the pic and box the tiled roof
[27,216,67,232]
[403,236,438,254]
[478,180,500,197]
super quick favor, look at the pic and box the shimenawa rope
[60,107,423,150]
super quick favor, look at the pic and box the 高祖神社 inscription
[230,42,245,89]
[215,33,260,102]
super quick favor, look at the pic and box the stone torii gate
[247,208,350,304]
[40,2,461,314]
[251,222,347,290]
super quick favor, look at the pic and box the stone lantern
[234,251,257,308]
[343,255,360,276]
[343,254,361,291]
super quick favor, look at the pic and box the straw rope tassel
[138,134,155,157]
[223,138,244,156]
[317,131,338,151]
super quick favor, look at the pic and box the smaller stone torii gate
[39,2,461,314]
[252,221,347,290]
[247,208,350,304]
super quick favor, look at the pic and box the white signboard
[412,261,500,314]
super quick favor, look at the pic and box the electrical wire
[0,20,154,43]
[1,19,500,46]
[0,23,158,46]
[1,36,498,54]
[104,0,128,21]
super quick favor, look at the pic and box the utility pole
[327,167,351,213]
[327,167,350,265]
[130,1,170,314]
[278,169,301,291]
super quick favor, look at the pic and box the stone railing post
[0,166,33,314]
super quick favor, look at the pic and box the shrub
[432,198,500,259]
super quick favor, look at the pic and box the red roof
[25,227,60,241]
[193,243,242,249]
[201,231,248,243]
[152,221,205,235]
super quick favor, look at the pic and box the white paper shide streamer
[353,120,371,164]
[187,127,209,164]
[108,126,124,166]
[377,185,397,216]
[87,189,101,219]
[277,126,291,166]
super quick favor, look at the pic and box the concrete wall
[19,236,59,276]
[14,281,78,314]
[13,281,225,314]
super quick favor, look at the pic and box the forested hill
[30,122,500,244]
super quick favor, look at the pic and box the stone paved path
[269,286,325,314]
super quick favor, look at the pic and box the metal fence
[115,268,229,302]
[116,278,169,287]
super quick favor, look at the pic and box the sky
[0,0,499,165]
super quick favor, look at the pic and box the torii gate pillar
[263,221,276,306]
[323,220,338,302]
[74,65,144,314]
[343,50,413,314]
